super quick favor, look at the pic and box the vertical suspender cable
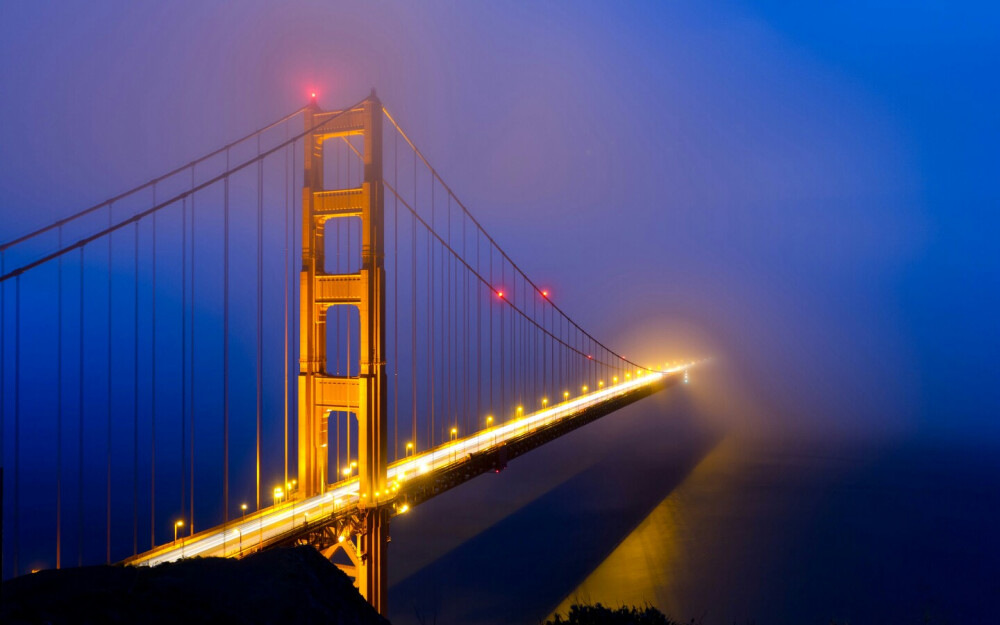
[393,130,399,460]
[181,198,187,528]
[0,252,4,576]
[346,222,351,463]
[223,150,230,522]
[427,176,437,447]
[347,213,352,468]
[515,276,519,408]
[500,259,505,421]
[336,198,341,473]
[78,247,85,566]
[260,138,270,486]
[347,220,351,371]
[151,206,157,548]
[57,229,63,568]
[0,253,4,576]
[132,222,139,555]
[291,140,298,481]
[335,221,341,375]
[283,129,290,489]
[489,245,493,418]
[517,276,520,407]
[445,194,450,434]
[476,231,481,424]
[293,141,300,484]
[335,152,341,377]
[411,150,417,451]
[530,287,534,407]
[463,211,469,435]
[452,203,458,433]
[556,316,566,398]
[107,207,113,563]
[189,168,196,533]
[13,275,20,575]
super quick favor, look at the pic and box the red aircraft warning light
[496,290,504,298]
[541,290,549,297]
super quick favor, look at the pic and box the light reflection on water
[551,434,1000,625]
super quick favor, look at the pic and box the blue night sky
[2,1,998,443]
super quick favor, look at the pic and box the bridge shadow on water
[387,392,721,625]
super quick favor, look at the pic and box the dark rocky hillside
[1,546,388,625]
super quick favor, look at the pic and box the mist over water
[389,367,1000,624]
[2,1,999,621]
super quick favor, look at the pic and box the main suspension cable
[0,106,309,253]
[1,97,369,284]
[382,108,656,373]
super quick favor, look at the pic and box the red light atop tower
[310,91,318,100]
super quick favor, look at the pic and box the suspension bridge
[0,90,694,613]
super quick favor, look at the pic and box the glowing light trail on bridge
[131,365,689,567]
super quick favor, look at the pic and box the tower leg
[358,507,389,614]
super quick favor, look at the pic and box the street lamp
[598,381,604,389]
[613,376,618,384]
[174,520,184,543]
[582,385,588,393]
[485,415,493,427]
[516,406,523,419]
[563,390,570,402]
[541,398,548,409]
[406,442,414,458]
[241,503,247,523]
[273,486,284,506]
[450,427,458,441]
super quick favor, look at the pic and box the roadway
[128,365,691,568]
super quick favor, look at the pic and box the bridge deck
[125,368,685,568]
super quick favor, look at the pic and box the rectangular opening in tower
[326,304,360,377]
[324,216,362,275]
[322,135,366,191]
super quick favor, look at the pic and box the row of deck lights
[170,477,298,545]
[332,369,665,485]
[398,374,646,456]
[165,366,677,548]
[163,369,677,548]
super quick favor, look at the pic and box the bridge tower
[299,91,389,612]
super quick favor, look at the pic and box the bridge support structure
[298,91,389,613]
